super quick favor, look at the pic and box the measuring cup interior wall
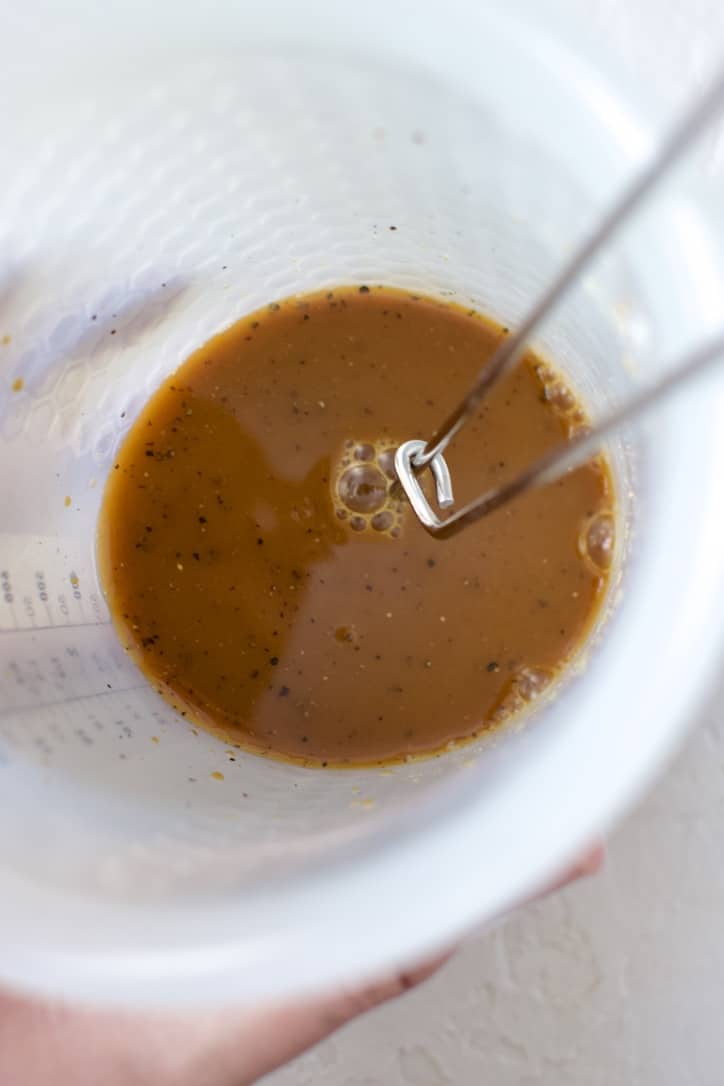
[1,1,724,1004]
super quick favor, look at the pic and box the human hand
[0,846,602,1086]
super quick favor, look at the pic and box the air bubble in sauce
[353,443,376,462]
[378,448,398,481]
[371,510,394,532]
[580,511,615,571]
[337,464,387,514]
[490,666,553,723]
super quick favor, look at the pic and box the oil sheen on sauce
[98,287,615,766]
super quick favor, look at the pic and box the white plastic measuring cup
[2,0,724,1007]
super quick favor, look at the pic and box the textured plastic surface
[2,0,724,1007]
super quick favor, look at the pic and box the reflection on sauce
[98,287,614,766]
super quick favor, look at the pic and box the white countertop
[268,4,724,1083]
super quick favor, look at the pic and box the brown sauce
[98,286,614,766]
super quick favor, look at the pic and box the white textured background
[267,4,724,1084]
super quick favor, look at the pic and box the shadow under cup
[1,0,724,1006]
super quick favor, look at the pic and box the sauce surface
[98,287,614,765]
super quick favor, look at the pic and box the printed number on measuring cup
[35,571,48,603]
[1,570,13,604]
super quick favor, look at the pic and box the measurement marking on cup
[0,567,107,632]
[34,570,54,626]
[0,621,110,635]
[0,683,149,721]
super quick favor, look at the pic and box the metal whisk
[395,64,724,538]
